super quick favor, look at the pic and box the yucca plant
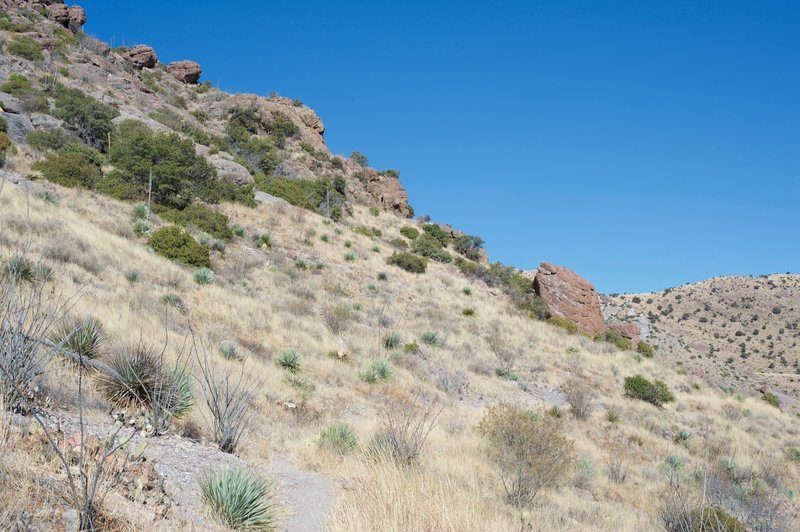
[133,219,151,238]
[232,224,246,237]
[5,255,36,283]
[318,422,358,454]
[383,334,402,350]
[97,345,193,424]
[161,293,186,313]
[50,317,104,368]
[420,331,441,347]
[131,202,150,220]
[194,267,215,285]
[124,269,140,283]
[276,350,301,373]
[220,341,239,360]
[360,359,392,383]
[253,232,272,249]
[199,467,277,530]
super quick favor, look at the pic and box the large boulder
[67,6,86,31]
[534,262,606,336]
[47,3,71,25]
[166,60,202,84]
[124,45,157,69]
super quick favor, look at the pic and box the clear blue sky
[79,0,799,293]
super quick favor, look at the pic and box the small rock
[166,60,202,84]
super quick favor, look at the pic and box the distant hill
[603,274,800,402]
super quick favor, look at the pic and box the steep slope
[0,2,799,531]
[603,275,800,406]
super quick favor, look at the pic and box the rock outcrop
[166,60,202,84]
[608,322,641,346]
[46,3,86,32]
[533,262,606,336]
[124,45,158,69]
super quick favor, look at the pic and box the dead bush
[372,391,442,466]
[478,404,575,507]
[562,380,594,420]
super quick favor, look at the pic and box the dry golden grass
[2,181,799,530]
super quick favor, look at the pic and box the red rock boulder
[534,262,606,336]
[124,45,157,69]
[608,322,641,346]
[67,6,86,30]
[166,60,202,84]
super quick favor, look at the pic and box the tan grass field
[1,180,799,530]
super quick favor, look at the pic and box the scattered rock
[534,262,606,336]
[2,112,33,143]
[210,156,253,185]
[20,32,56,50]
[0,93,23,114]
[124,45,158,69]
[254,190,291,207]
[30,113,62,130]
[165,60,202,84]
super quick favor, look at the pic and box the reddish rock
[166,60,202,84]
[124,45,158,69]
[362,168,411,217]
[608,322,641,345]
[67,5,86,30]
[47,3,70,25]
[534,262,606,336]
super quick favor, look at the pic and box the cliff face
[0,0,412,217]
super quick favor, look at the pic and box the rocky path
[269,455,334,532]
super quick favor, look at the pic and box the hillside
[603,275,800,408]
[1,2,799,531]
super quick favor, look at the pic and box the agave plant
[318,422,358,454]
[199,467,277,530]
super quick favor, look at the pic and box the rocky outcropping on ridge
[166,60,202,84]
[533,262,606,336]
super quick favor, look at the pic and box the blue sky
[79,0,799,293]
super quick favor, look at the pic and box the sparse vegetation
[318,422,358,454]
[387,252,428,273]
[148,226,211,268]
[199,468,277,530]
[624,374,675,406]
[361,359,392,383]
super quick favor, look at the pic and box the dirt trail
[269,455,334,532]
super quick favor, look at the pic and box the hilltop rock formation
[533,262,606,336]
[46,3,86,32]
[166,60,202,84]
[124,45,158,69]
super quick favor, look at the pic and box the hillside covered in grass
[1,1,799,531]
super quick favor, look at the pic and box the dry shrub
[478,403,575,507]
[371,390,442,466]
[562,380,594,420]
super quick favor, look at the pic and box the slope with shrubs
[2,181,799,531]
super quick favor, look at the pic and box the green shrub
[462,307,476,317]
[403,342,420,354]
[50,317,104,367]
[360,359,392,383]
[0,133,10,162]
[399,226,419,240]
[0,114,6,133]
[54,87,119,149]
[596,329,632,351]
[785,447,800,463]
[255,174,344,219]
[193,267,215,285]
[452,234,484,261]
[636,340,654,358]
[478,404,575,507]
[686,507,745,532]
[31,151,100,189]
[232,224,246,237]
[762,391,779,408]
[111,120,218,209]
[344,251,356,262]
[462,287,472,296]
[350,150,368,166]
[160,204,232,240]
[277,350,301,373]
[548,315,581,334]
[124,269,140,283]
[0,13,33,33]
[354,225,381,238]
[623,374,674,406]
[389,237,408,250]
[148,226,210,267]
[411,234,452,263]
[3,255,36,283]
[7,36,44,62]
[422,224,450,246]
[0,74,34,96]
[318,422,358,454]
[387,252,427,273]
[199,467,277,531]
